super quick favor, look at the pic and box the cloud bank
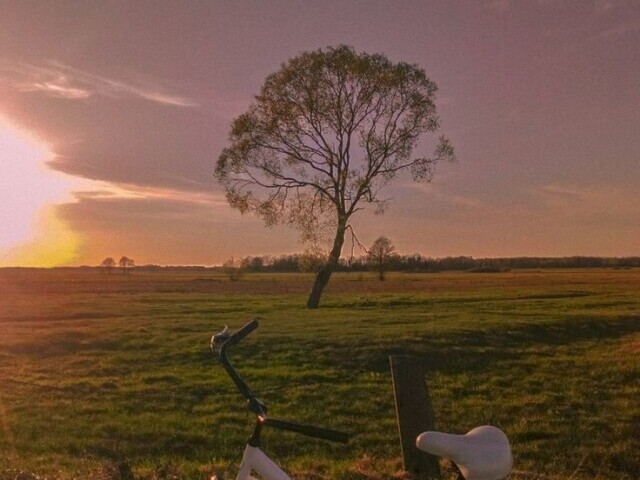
[0,60,198,107]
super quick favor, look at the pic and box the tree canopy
[367,236,396,280]
[100,257,116,274]
[118,256,134,273]
[216,45,453,307]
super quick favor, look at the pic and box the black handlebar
[263,418,349,444]
[217,319,267,417]
[213,319,349,444]
[219,319,259,350]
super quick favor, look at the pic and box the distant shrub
[467,266,503,273]
[222,257,244,281]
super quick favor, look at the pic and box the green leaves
[215,45,452,242]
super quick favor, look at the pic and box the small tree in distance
[100,257,116,274]
[299,248,327,274]
[241,256,265,272]
[118,256,134,274]
[222,257,244,281]
[216,45,454,308]
[368,236,396,280]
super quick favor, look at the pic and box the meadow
[0,268,638,480]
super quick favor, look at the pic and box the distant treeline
[127,254,640,273]
[6,255,638,273]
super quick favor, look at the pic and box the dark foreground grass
[0,269,638,479]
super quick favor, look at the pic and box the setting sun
[0,116,80,266]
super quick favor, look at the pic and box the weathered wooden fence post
[390,355,440,479]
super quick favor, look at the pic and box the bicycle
[210,320,512,480]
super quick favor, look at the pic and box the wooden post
[390,355,440,480]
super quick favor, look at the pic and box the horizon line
[2,253,640,271]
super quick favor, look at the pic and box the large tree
[216,45,453,308]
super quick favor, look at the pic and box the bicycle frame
[211,320,348,480]
[236,444,291,480]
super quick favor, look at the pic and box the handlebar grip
[222,319,259,350]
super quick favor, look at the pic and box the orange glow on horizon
[0,116,81,266]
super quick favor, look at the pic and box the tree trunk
[307,220,346,309]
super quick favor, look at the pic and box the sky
[1,0,639,266]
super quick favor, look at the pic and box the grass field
[0,269,638,479]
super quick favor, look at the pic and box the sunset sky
[1,0,639,267]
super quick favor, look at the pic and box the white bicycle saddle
[416,425,512,480]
